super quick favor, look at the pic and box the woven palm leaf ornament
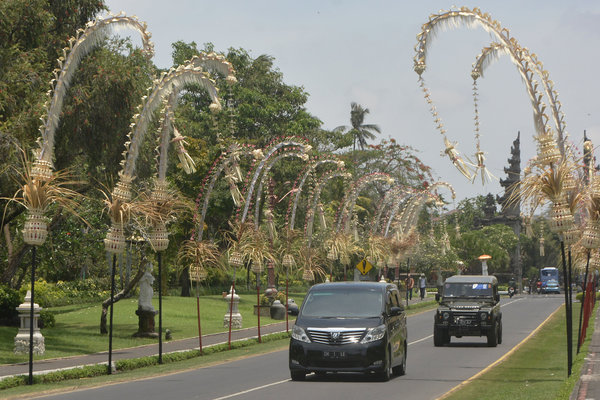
[155,52,237,180]
[470,43,508,184]
[371,186,411,236]
[304,168,352,248]
[105,59,222,252]
[22,14,152,249]
[32,14,154,182]
[117,61,221,196]
[382,189,415,238]
[414,7,571,182]
[286,157,343,231]
[471,40,574,164]
[193,143,256,241]
[253,151,309,230]
[335,172,395,233]
[239,137,311,224]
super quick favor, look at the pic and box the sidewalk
[571,304,600,400]
[0,294,426,381]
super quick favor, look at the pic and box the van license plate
[323,351,345,358]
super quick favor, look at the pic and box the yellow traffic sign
[356,259,373,275]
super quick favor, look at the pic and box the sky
[103,0,600,204]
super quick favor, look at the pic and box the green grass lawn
[0,292,305,364]
[444,302,595,400]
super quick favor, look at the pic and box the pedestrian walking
[406,275,414,300]
[419,273,427,300]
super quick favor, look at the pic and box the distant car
[542,279,560,294]
[289,281,407,381]
[434,275,502,347]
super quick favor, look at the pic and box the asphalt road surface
[35,294,564,400]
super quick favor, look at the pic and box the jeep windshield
[443,282,493,299]
[300,288,383,318]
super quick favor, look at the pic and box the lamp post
[478,254,492,276]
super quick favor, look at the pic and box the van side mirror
[390,306,403,316]
[435,293,440,302]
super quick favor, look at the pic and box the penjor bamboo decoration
[33,14,154,181]
[335,173,395,233]
[414,7,572,181]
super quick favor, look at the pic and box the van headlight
[361,324,386,343]
[292,325,311,343]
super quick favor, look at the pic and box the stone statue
[138,263,155,312]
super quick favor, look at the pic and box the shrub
[0,285,20,326]
[19,279,110,307]
[39,310,55,328]
[259,291,287,306]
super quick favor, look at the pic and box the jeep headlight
[480,311,488,320]
[361,324,386,343]
[292,325,311,343]
[443,312,450,320]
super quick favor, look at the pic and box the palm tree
[335,102,381,152]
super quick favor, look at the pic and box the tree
[452,224,518,274]
[334,102,381,152]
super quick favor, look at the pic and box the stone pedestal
[14,291,45,354]
[223,287,242,329]
[133,308,159,338]
[264,264,278,299]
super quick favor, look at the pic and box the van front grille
[307,328,366,345]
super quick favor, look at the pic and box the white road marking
[409,334,433,345]
[211,379,290,400]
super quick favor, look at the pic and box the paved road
[34,294,564,400]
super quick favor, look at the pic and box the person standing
[419,273,427,300]
[406,275,414,300]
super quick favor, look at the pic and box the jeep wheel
[290,370,306,381]
[434,326,446,347]
[392,341,407,376]
[444,329,451,344]
[497,321,503,344]
[487,322,498,347]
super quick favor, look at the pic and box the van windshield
[301,288,384,318]
[443,282,493,298]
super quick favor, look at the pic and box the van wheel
[487,322,498,347]
[392,341,407,376]
[378,348,392,381]
[290,370,306,381]
[434,326,446,347]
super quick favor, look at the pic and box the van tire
[378,348,392,381]
[291,370,306,381]
[392,342,407,376]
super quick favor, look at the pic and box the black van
[289,282,407,381]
